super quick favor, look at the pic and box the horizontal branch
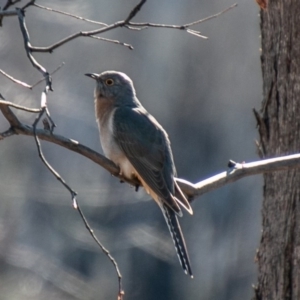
[28,21,125,52]
[0,9,17,16]
[191,156,300,198]
[2,100,300,202]
[27,3,238,52]
[127,3,237,36]
[0,100,41,112]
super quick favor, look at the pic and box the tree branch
[2,100,300,202]
[89,35,133,50]
[124,0,147,23]
[0,63,65,90]
[32,3,108,26]
[23,3,238,53]
[74,198,124,300]
[126,3,238,38]
[2,0,22,11]
[0,99,41,112]
[16,8,52,89]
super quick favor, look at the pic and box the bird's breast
[97,107,136,180]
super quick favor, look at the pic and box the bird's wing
[113,106,181,214]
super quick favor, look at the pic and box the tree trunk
[254,1,300,299]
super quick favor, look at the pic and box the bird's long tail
[161,204,193,277]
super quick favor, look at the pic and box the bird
[85,70,193,277]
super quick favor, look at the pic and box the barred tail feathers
[161,204,193,277]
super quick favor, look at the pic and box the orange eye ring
[105,79,114,86]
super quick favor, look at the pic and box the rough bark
[254,1,300,299]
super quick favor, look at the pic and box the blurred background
[0,0,262,299]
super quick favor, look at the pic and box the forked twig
[31,97,124,300]
[26,2,237,52]
[0,63,65,90]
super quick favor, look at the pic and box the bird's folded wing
[113,106,181,214]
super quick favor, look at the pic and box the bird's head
[85,71,138,106]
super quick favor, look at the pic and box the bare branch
[186,29,208,39]
[0,63,64,89]
[29,93,124,300]
[189,155,300,201]
[29,22,124,53]
[73,198,124,300]
[89,35,134,50]
[0,69,32,88]
[31,62,65,89]
[33,3,108,26]
[16,8,52,89]
[0,102,21,126]
[2,99,300,201]
[0,99,41,112]
[10,2,237,53]
[32,108,75,196]
[2,0,22,11]
[0,9,17,16]
[0,0,35,23]
[21,0,35,10]
[126,3,238,38]
[125,21,207,38]
[183,3,237,27]
[124,0,147,23]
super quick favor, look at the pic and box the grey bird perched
[85,70,193,277]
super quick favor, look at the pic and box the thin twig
[124,0,147,23]
[186,29,207,39]
[0,63,64,90]
[184,3,237,27]
[33,132,78,196]
[2,0,22,11]
[32,108,76,195]
[26,77,123,299]
[16,8,52,89]
[126,3,238,38]
[0,100,41,112]
[21,0,35,10]
[30,103,123,299]
[0,69,32,88]
[31,62,65,89]
[73,198,124,300]
[0,0,36,23]
[44,106,56,132]
[29,21,125,53]
[89,35,133,50]
[33,3,108,26]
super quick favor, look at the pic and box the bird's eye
[105,79,114,86]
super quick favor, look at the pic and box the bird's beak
[85,73,99,80]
